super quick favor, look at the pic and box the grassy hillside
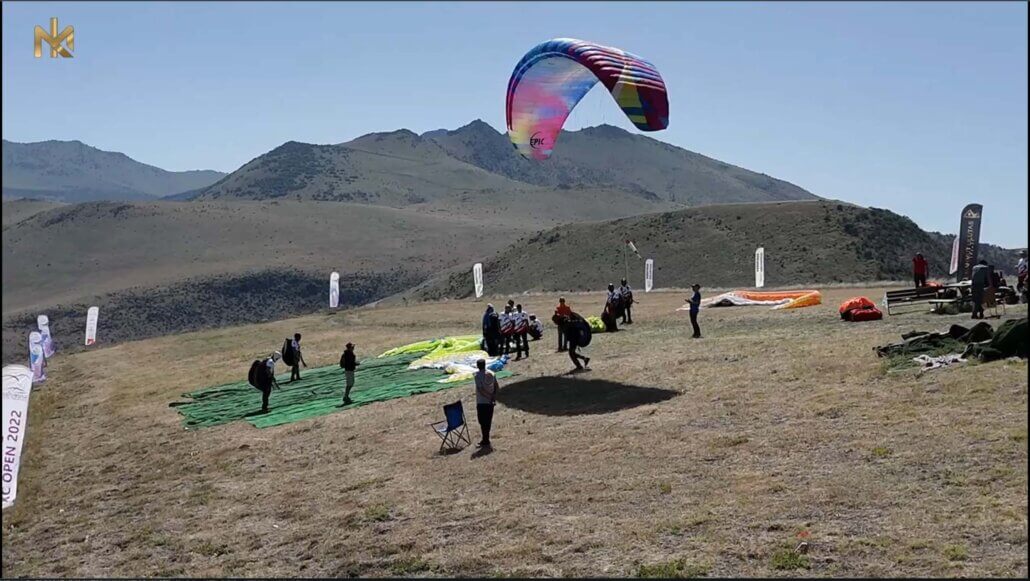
[419,200,1024,298]
[2,290,1024,577]
[2,140,225,202]
[2,199,66,227]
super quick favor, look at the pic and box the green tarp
[170,352,512,430]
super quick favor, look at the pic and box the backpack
[282,338,298,366]
[248,359,271,390]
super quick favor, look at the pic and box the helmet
[271,351,282,361]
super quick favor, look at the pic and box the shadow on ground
[496,377,678,416]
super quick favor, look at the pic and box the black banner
[956,203,983,281]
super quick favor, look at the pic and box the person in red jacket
[912,253,929,288]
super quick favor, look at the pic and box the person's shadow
[470,446,494,459]
[496,377,677,416]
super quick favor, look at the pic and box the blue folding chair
[429,400,472,453]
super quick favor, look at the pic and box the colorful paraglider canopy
[507,38,669,160]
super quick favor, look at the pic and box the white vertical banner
[949,237,959,275]
[644,258,654,292]
[37,315,54,358]
[85,306,99,346]
[28,332,46,383]
[2,365,34,509]
[755,247,766,288]
[329,272,340,309]
[473,263,484,299]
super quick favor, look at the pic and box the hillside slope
[2,140,225,202]
[425,121,818,204]
[418,200,1024,298]
[190,121,820,208]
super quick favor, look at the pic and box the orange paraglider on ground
[681,290,823,311]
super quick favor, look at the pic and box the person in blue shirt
[688,284,702,338]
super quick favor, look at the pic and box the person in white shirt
[473,359,500,448]
[514,303,529,359]
[528,314,544,341]
[619,278,634,324]
[499,305,514,356]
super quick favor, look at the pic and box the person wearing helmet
[619,278,634,324]
[260,351,283,413]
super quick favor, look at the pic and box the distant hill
[416,200,1025,298]
[2,139,225,202]
[189,121,820,208]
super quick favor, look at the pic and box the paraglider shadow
[496,377,678,416]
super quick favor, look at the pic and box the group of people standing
[481,300,543,360]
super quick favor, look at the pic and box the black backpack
[248,359,271,390]
[282,338,298,366]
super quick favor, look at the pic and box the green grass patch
[636,559,711,578]
[659,482,673,495]
[871,446,892,458]
[943,544,969,562]
[770,549,810,571]
[363,503,393,523]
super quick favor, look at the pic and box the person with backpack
[557,312,591,372]
[339,342,359,405]
[285,332,307,382]
[619,278,634,324]
[482,304,500,357]
[249,351,282,414]
[513,303,529,360]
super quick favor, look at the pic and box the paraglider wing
[506,38,669,160]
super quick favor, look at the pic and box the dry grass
[1,288,1026,577]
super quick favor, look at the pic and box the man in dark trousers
[971,259,990,319]
[482,304,500,356]
[619,278,634,324]
[514,303,529,360]
[339,342,359,405]
[473,358,499,449]
[259,351,282,414]
[289,333,307,382]
[559,313,592,371]
[688,284,702,338]
[554,297,572,352]
[912,253,929,288]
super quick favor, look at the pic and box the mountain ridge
[2,139,226,202]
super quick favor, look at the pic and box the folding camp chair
[429,400,472,453]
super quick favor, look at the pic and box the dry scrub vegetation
[1,288,1026,577]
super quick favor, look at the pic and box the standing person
[289,333,307,382]
[482,304,499,356]
[970,259,990,320]
[500,305,514,356]
[688,284,702,338]
[339,342,359,405]
[259,351,282,414]
[514,303,529,360]
[912,253,929,288]
[473,358,499,449]
[1017,250,1028,303]
[603,283,621,332]
[619,278,634,324]
[554,297,572,352]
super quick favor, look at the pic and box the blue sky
[3,1,1027,247]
